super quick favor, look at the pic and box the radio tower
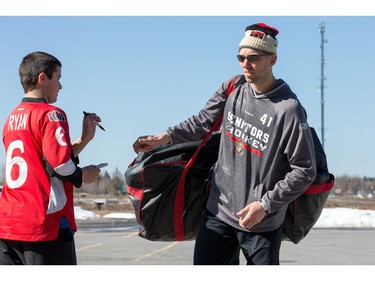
[318,22,327,148]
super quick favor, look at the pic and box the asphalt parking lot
[75,218,375,265]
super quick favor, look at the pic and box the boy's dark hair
[19,51,62,93]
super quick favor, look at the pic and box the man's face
[238,48,275,84]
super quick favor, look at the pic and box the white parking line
[122,232,138,239]
[134,242,178,261]
[76,243,103,252]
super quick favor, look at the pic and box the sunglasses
[236,54,269,63]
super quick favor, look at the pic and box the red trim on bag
[143,161,189,169]
[174,174,186,241]
[173,76,240,241]
[126,185,145,227]
[126,185,144,199]
[303,174,335,195]
[174,131,215,241]
[227,77,236,96]
[128,157,136,168]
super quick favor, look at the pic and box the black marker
[83,111,105,131]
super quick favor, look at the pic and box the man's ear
[269,54,277,66]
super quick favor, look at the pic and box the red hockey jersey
[0,98,78,241]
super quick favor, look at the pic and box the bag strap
[173,75,244,241]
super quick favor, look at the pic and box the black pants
[0,228,77,265]
[193,210,283,265]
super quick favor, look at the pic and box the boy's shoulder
[20,100,68,122]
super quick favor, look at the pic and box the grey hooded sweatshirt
[166,75,316,233]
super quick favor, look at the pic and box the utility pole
[318,22,327,148]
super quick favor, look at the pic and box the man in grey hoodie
[133,23,316,265]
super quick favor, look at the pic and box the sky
[1,2,375,179]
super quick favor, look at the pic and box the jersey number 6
[5,140,28,189]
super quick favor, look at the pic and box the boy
[0,51,102,265]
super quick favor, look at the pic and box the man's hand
[236,201,267,230]
[132,132,170,154]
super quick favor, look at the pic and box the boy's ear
[38,72,47,85]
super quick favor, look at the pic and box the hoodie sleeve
[262,101,317,213]
[166,76,239,144]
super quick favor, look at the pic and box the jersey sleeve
[40,108,77,178]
